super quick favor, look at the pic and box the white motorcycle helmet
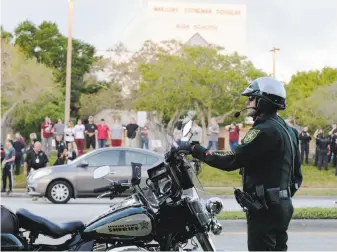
[241,77,287,110]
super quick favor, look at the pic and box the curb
[219,219,337,231]
[1,192,29,198]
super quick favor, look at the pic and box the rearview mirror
[77,160,89,168]
[183,120,193,137]
[131,162,142,185]
[93,166,110,179]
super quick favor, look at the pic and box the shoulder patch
[242,129,260,144]
[212,151,235,157]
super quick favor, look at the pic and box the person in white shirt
[64,121,75,144]
[191,120,203,143]
[74,119,85,156]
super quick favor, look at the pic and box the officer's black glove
[177,141,193,154]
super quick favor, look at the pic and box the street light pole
[269,47,280,78]
[65,0,74,123]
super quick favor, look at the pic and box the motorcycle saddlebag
[1,205,20,234]
[1,234,24,251]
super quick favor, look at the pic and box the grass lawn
[199,163,337,188]
[218,207,337,220]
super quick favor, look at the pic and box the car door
[75,150,122,193]
[121,150,161,187]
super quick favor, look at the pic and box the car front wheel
[47,180,72,204]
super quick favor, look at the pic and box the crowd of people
[186,119,242,152]
[1,115,150,194]
[1,114,336,194]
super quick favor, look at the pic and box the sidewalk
[1,188,28,198]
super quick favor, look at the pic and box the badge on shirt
[36,158,40,164]
[242,129,260,144]
[91,126,94,129]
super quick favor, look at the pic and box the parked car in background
[26,147,164,204]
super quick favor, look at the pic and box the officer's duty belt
[266,187,290,199]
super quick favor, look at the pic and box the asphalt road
[2,197,337,251]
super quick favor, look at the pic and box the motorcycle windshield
[140,162,206,207]
[182,161,206,201]
[139,117,206,206]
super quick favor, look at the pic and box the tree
[281,67,337,128]
[290,82,337,129]
[132,42,266,143]
[106,40,184,96]
[1,26,13,43]
[78,76,125,118]
[12,20,97,117]
[1,41,63,140]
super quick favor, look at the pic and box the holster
[234,188,266,214]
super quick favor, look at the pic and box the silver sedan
[26,147,164,204]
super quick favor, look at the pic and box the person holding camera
[314,129,330,170]
[53,137,67,166]
[66,142,78,164]
[299,126,311,164]
[178,77,303,251]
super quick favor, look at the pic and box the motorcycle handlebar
[94,180,131,194]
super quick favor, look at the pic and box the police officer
[299,126,311,164]
[24,141,49,176]
[315,130,330,170]
[178,77,303,251]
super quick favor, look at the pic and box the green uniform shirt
[192,113,303,196]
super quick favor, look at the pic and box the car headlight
[30,169,52,180]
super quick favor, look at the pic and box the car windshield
[70,150,92,163]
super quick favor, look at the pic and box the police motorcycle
[1,120,223,251]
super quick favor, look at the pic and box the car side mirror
[77,160,89,168]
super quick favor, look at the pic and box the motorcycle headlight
[206,197,223,215]
[30,169,52,180]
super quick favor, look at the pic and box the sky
[1,0,337,82]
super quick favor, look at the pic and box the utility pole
[269,47,280,78]
[65,0,74,123]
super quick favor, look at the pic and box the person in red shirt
[225,122,240,151]
[97,119,109,148]
[40,116,54,156]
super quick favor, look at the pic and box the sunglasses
[248,96,255,102]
